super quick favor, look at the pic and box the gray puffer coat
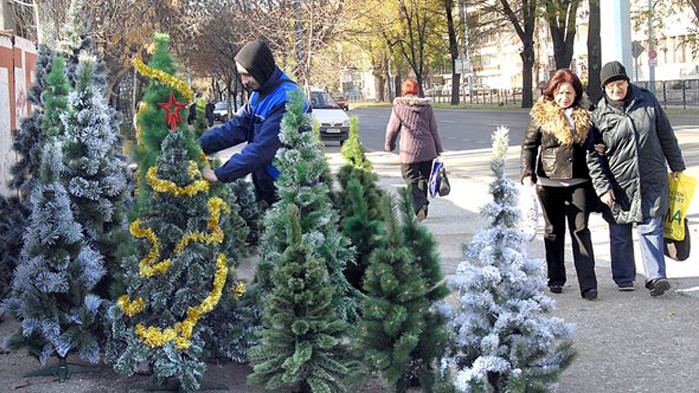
[587,84,685,224]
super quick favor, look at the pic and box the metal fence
[426,89,523,106]
[424,79,699,108]
[633,79,699,108]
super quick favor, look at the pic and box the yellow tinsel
[146,165,209,197]
[174,197,231,253]
[130,219,172,277]
[233,281,247,301]
[135,103,148,149]
[132,57,194,102]
[117,295,147,317]
[133,253,229,350]
[199,151,211,169]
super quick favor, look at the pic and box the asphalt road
[348,107,699,152]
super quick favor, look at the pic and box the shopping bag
[428,157,451,198]
[518,184,539,241]
[664,172,697,241]
[664,218,691,261]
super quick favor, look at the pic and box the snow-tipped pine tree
[248,204,357,393]
[108,33,250,391]
[443,127,575,393]
[59,0,108,90]
[9,45,54,194]
[0,196,30,303]
[2,140,106,366]
[254,90,358,321]
[61,53,128,297]
[229,178,261,246]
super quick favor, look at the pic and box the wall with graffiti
[0,35,36,197]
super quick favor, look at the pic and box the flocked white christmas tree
[443,127,575,393]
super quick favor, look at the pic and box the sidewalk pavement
[322,126,699,393]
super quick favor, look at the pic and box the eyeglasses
[605,80,628,91]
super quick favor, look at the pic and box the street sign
[649,48,658,60]
[632,41,645,58]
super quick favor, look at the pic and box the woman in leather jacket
[520,69,598,300]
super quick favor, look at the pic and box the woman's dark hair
[542,69,584,105]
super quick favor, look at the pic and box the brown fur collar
[530,96,590,145]
[394,96,432,106]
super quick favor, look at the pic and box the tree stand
[145,378,228,391]
[24,356,99,382]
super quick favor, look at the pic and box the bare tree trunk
[587,0,602,102]
[521,41,535,108]
[545,0,580,69]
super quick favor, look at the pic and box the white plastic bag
[518,184,539,241]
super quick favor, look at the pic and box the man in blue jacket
[199,39,308,204]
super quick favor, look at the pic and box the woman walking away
[385,77,443,221]
[587,61,685,297]
[520,69,598,300]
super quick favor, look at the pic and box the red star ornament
[158,91,189,130]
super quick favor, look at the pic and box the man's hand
[600,189,615,206]
[671,171,683,180]
[202,168,218,182]
[522,176,534,187]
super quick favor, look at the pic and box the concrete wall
[0,35,36,197]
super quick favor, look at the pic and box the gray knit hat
[600,61,629,86]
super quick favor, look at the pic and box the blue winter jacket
[199,67,308,200]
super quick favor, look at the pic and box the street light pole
[459,0,473,98]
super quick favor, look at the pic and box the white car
[309,88,350,144]
[213,101,230,122]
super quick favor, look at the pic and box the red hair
[401,78,419,96]
[542,69,584,105]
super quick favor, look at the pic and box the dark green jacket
[586,84,685,224]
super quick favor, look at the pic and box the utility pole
[459,0,473,98]
[648,0,656,94]
[600,0,632,71]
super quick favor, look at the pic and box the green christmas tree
[248,204,357,393]
[397,187,449,391]
[254,90,358,321]
[357,195,439,393]
[41,57,70,138]
[334,117,384,289]
[107,33,250,391]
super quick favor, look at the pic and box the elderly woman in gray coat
[587,61,685,297]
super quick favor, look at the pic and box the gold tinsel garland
[117,296,147,317]
[130,219,172,277]
[146,164,209,197]
[134,253,229,349]
[175,197,231,253]
[132,57,194,102]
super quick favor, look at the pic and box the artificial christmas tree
[108,33,249,391]
[397,187,449,391]
[248,204,357,393]
[444,127,575,393]
[2,140,106,379]
[62,53,128,296]
[9,45,54,194]
[254,90,358,321]
[334,117,384,290]
[230,178,261,246]
[357,195,437,393]
[0,196,30,303]
[41,57,71,138]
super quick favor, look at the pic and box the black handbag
[664,218,691,261]
[438,164,450,196]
